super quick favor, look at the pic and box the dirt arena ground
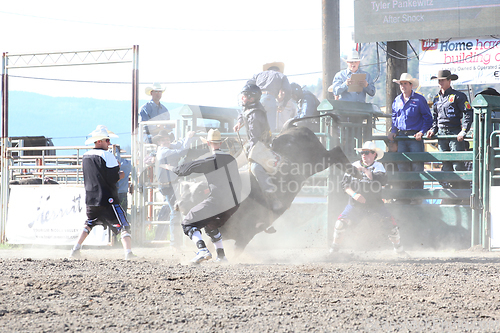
[1,240,499,333]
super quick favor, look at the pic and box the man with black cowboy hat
[425,69,473,191]
[165,129,242,264]
[247,61,292,132]
[139,82,170,143]
[329,141,407,257]
[150,129,195,248]
[388,73,432,200]
[70,125,137,260]
[330,50,376,102]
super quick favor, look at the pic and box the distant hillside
[7,91,181,152]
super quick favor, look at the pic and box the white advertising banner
[490,186,500,249]
[419,37,500,87]
[6,186,109,246]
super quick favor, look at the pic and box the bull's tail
[282,113,340,131]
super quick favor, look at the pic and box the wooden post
[322,0,341,247]
[322,0,340,100]
[385,41,407,129]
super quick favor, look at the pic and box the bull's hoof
[264,226,277,234]
[255,222,268,230]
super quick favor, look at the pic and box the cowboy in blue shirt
[330,51,376,102]
[388,73,432,195]
[139,83,170,143]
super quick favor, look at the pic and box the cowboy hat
[152,129,175,145]
[354,141,384,160]
[344,50,364,62]
[263,62,285,73]
[392,73,419,87]
[145,82,166,96]
[431,69,458,81]
[200,129,227,143]
[85,125,112,145]
[95,125,119,138]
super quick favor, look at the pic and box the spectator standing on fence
[247,62,292,132]
[388,73,432,202]
[139,83,171,143]
[425,70,473,191]
[292,83,321,132]
[276,88,297,130]
[330,51,376,103]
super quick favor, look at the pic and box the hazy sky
[1,0,355,107]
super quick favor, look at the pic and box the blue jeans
[397,138,424,190]
[438,127,466,189]
[250,162,274,193]
[260,94,277,132]
[338,203,393,224]
[155,184,183,247]
[438,127,465,172]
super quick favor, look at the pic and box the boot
[191,248,212,264]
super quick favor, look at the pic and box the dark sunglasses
[360,150,374,155]
[105,139,110,143]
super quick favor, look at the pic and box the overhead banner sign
[419,37,500,87]
[354,0,500,43]
[6,186,109,246]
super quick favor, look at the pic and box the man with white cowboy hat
[70,125,137,260]
[329,141,408,257]
[388,73,432,199]
[330,50,376,102]
[139,82,170,143]
[425,69,473,192]
[166,129,242,264]
[247,61,292,132]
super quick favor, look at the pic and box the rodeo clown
[329,141,408,257]
[70,125,137,260]
[165,129,242,264]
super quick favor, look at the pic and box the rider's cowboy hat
[85,125,115,145]
[431,69,459,81]
[354,141,384,160]
[344,50,364,62]
[145,82,166,96]
[200,129,227,144]
[263,62,285,73]
[392,73,419,88]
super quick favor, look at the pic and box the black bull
[177,119,353,254]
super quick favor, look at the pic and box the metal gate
[471,94,500,249]
[1,46,139,243]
